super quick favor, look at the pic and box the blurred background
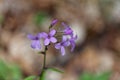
[0,0,120,80]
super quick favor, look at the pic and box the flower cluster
[28,19,77,55]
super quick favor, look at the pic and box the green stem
[43,46,47,69]
[39,46,48,80]
[43,50,46,69]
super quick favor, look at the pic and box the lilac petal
[37,33,43,38]
[62,36,67,42]
[51,19,58,26]
[50,37,57,43]
[70,41,75,52]
[74,35,78,40]
[55,43,61,49]
[61,46,65,56]
[31,40,41,50]
[44,38,50,45]
[62,22,69,28]
[64,28,73,35]
[27,34,36,40]
[62,22,73,35]
[40,32,48,38]
[63,41,70,46]
[71,34,77,40]
[49,29,56,36]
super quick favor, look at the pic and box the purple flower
[51,19,58,26]
[62,22,73,35]
[55,36,70,55]
[27,34,41,50]
[41,29,57,46]
[69,35,77,51]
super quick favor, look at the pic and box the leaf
[0,15,4,24]
[34,12,48,26]
[0,60,23,80]
[39,69,47,80]
[48,68,64,73]
[79,72,94,80]
[10,65,22,80]
[39,68,63,80]
[24,76,37,80]
[78,71,111,80]
[94,72,111,80]
[0,61,9,80]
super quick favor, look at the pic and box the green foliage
[79,71,111,80]
[0,60,22,80]
[34,12,48,26]
[24,76,37,80]
[48,68,64,74]
[40,68,63,80]
[0,15,4,24]
[94,72,111,80]
[39,69,46,80]
[79,73,94,80]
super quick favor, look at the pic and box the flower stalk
[27,19,77,80]
[43,46,48,69]
[39,46,48,80]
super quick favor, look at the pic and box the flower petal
[49,29,56,36]
[62,22,73,35]
[27,34,36,40]
[74,35,78,40]
[44,38,50,45]
[40,32,48,38]
[55,43,61,49]
[61,46,65,56]
[71,34,77,40]
[51,19,58,26]
[50,37,57,43]
[64,28,73,35]
[62,22,69,28]
[63,41,70,46]
[62,36,67,42]
[70,41,75,52]
[37,33,43,38]
[31,40,41,50]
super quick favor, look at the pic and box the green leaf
[39,68,63,80]
[24,76,37,80]
[48,68,64,73]
[34,12,48,26]
[39,69,47,80]
[94,72,111,80]
[0,15,4,24]
[0,61,8,80]
[0,60,23,80]
[79,71,111,80]
[79,72,94,80]
[10,65,22,80]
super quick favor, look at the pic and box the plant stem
[43,46,48,69]
[39,46,48,80]
[43,51,46,69]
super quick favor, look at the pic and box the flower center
[48,35,51,39]
[35,37,39,40]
